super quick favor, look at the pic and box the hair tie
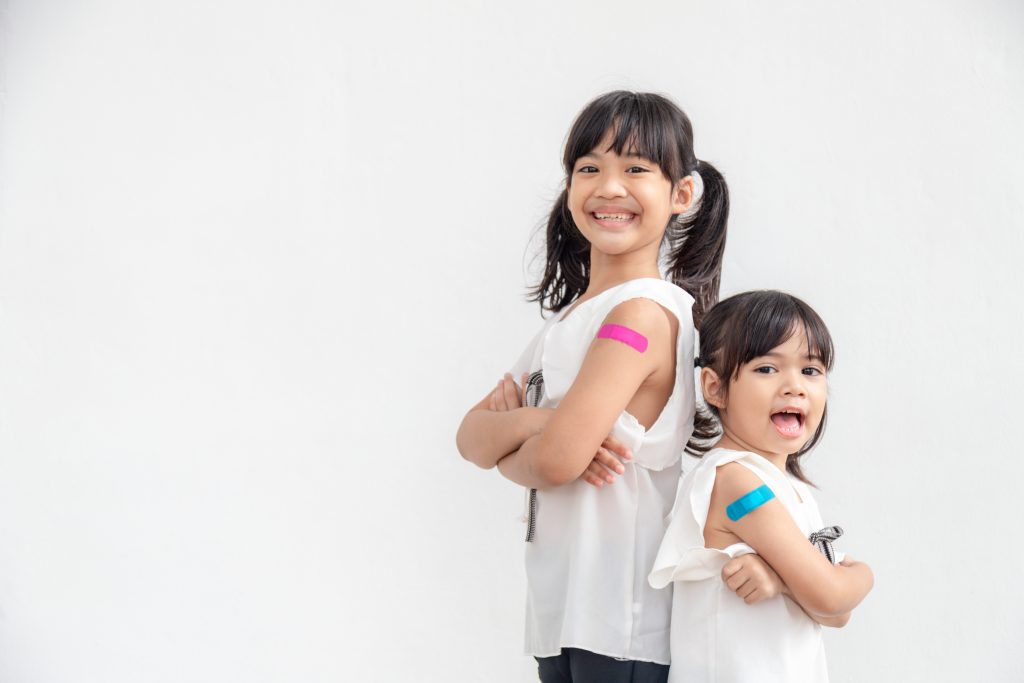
[679,169,704,219]
[693,356,703,368]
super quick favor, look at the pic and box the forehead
[762,326,820,359]
[579,129,647,159]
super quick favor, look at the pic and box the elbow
[829,612,852,628]
[537,465,577,488]
[808,593,849,618]
[800,582,849,618]
[457,444,495,471]
[529,443,585,488]
[803,584,864,618]
[455,423,494,470]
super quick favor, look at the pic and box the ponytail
[528,91,729,318]
[664,159,729,329]
[528,189,590,313]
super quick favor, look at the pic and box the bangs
[562,91,692,180]
[694,289,834,480]
[714,291,835,379]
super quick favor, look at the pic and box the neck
[583,244,662,299]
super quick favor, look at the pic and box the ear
[670,175,695,215]
[700,367,726,409]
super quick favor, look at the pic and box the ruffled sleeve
[539,279,696,470]
[649,449,789,588]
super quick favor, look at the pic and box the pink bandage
[596,324,648,353]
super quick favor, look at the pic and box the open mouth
[770,409,805,438]
[591,211,637,227]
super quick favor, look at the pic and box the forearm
[495,435,559,489]
[793,560,874,617]
[456,407,550,469]
[810,611,851,628]
[795,599,851,628]
[497,436,585,489]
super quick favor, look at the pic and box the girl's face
[567,131,693,261]
[703,329,828,461]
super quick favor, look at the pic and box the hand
[722,554,786,605]
[578,435,633,488]
[488,373,632,489]
[488,373,528,412]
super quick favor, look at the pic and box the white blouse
[649,447,842,682]
[510,278,697,664]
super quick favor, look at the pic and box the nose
[781,369,807,397]
[595,172,628,198]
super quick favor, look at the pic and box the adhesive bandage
[726,485,775,521]
[596,324,648,353]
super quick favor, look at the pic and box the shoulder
[713,459,772,501]
[602,297,676,338]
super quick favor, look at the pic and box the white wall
[1,1,1022,681]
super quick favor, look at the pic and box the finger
[743,588,762,605]
[489,389,497,411]
[721,557,745,581]
[587,460,615,484]
[727,574,749,593]
[582,471,605,488]
[602,435,633,461]
[594,448,625,475]
[495,380,510,411]
[738,581,757,600]
[520,373,529,403]
[502,373,520,408]
[726,572,750,593]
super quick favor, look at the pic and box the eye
[626,165,650,173]
[575,164,598,174]
[754,366,777,374]
[803,366,825,376]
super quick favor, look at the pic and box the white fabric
[509,278,696,664]
[649,447,839,683]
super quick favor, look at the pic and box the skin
[456,130,787,603]
[458,131,693,488]
[700,331,874,626]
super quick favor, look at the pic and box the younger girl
[457,91,781,682]
[649,290,874,683]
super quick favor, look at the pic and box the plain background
[1,1,1022,681]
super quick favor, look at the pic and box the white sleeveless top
[509,278,697,664]
[649,448,843,682]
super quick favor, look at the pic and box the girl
[457,91,781,681]
[649,290,874,683]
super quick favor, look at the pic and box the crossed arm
[456,299,671,489]
[709,463,874,627]
[456,300,817,609]
[455,373,636,487]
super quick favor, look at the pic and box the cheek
[567,187,589,217]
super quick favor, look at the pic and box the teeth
[595,213,633,220]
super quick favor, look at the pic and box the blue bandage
[726,485,775,521]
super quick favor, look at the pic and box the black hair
[687,290,835,484]
[528,90,729,328]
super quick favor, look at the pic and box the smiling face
[567,131,692,261]
[702,327,828,463]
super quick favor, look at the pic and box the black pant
[536,648,669,683]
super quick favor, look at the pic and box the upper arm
[711,464,862,617]
[532,298,675,484]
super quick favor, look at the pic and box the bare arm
[456,385,552,469]
[495,299,674,489]
[806,610,851,628]
[711,464,874,618]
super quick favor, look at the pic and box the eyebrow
[759,351,825,362]
[577,150,651,162]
